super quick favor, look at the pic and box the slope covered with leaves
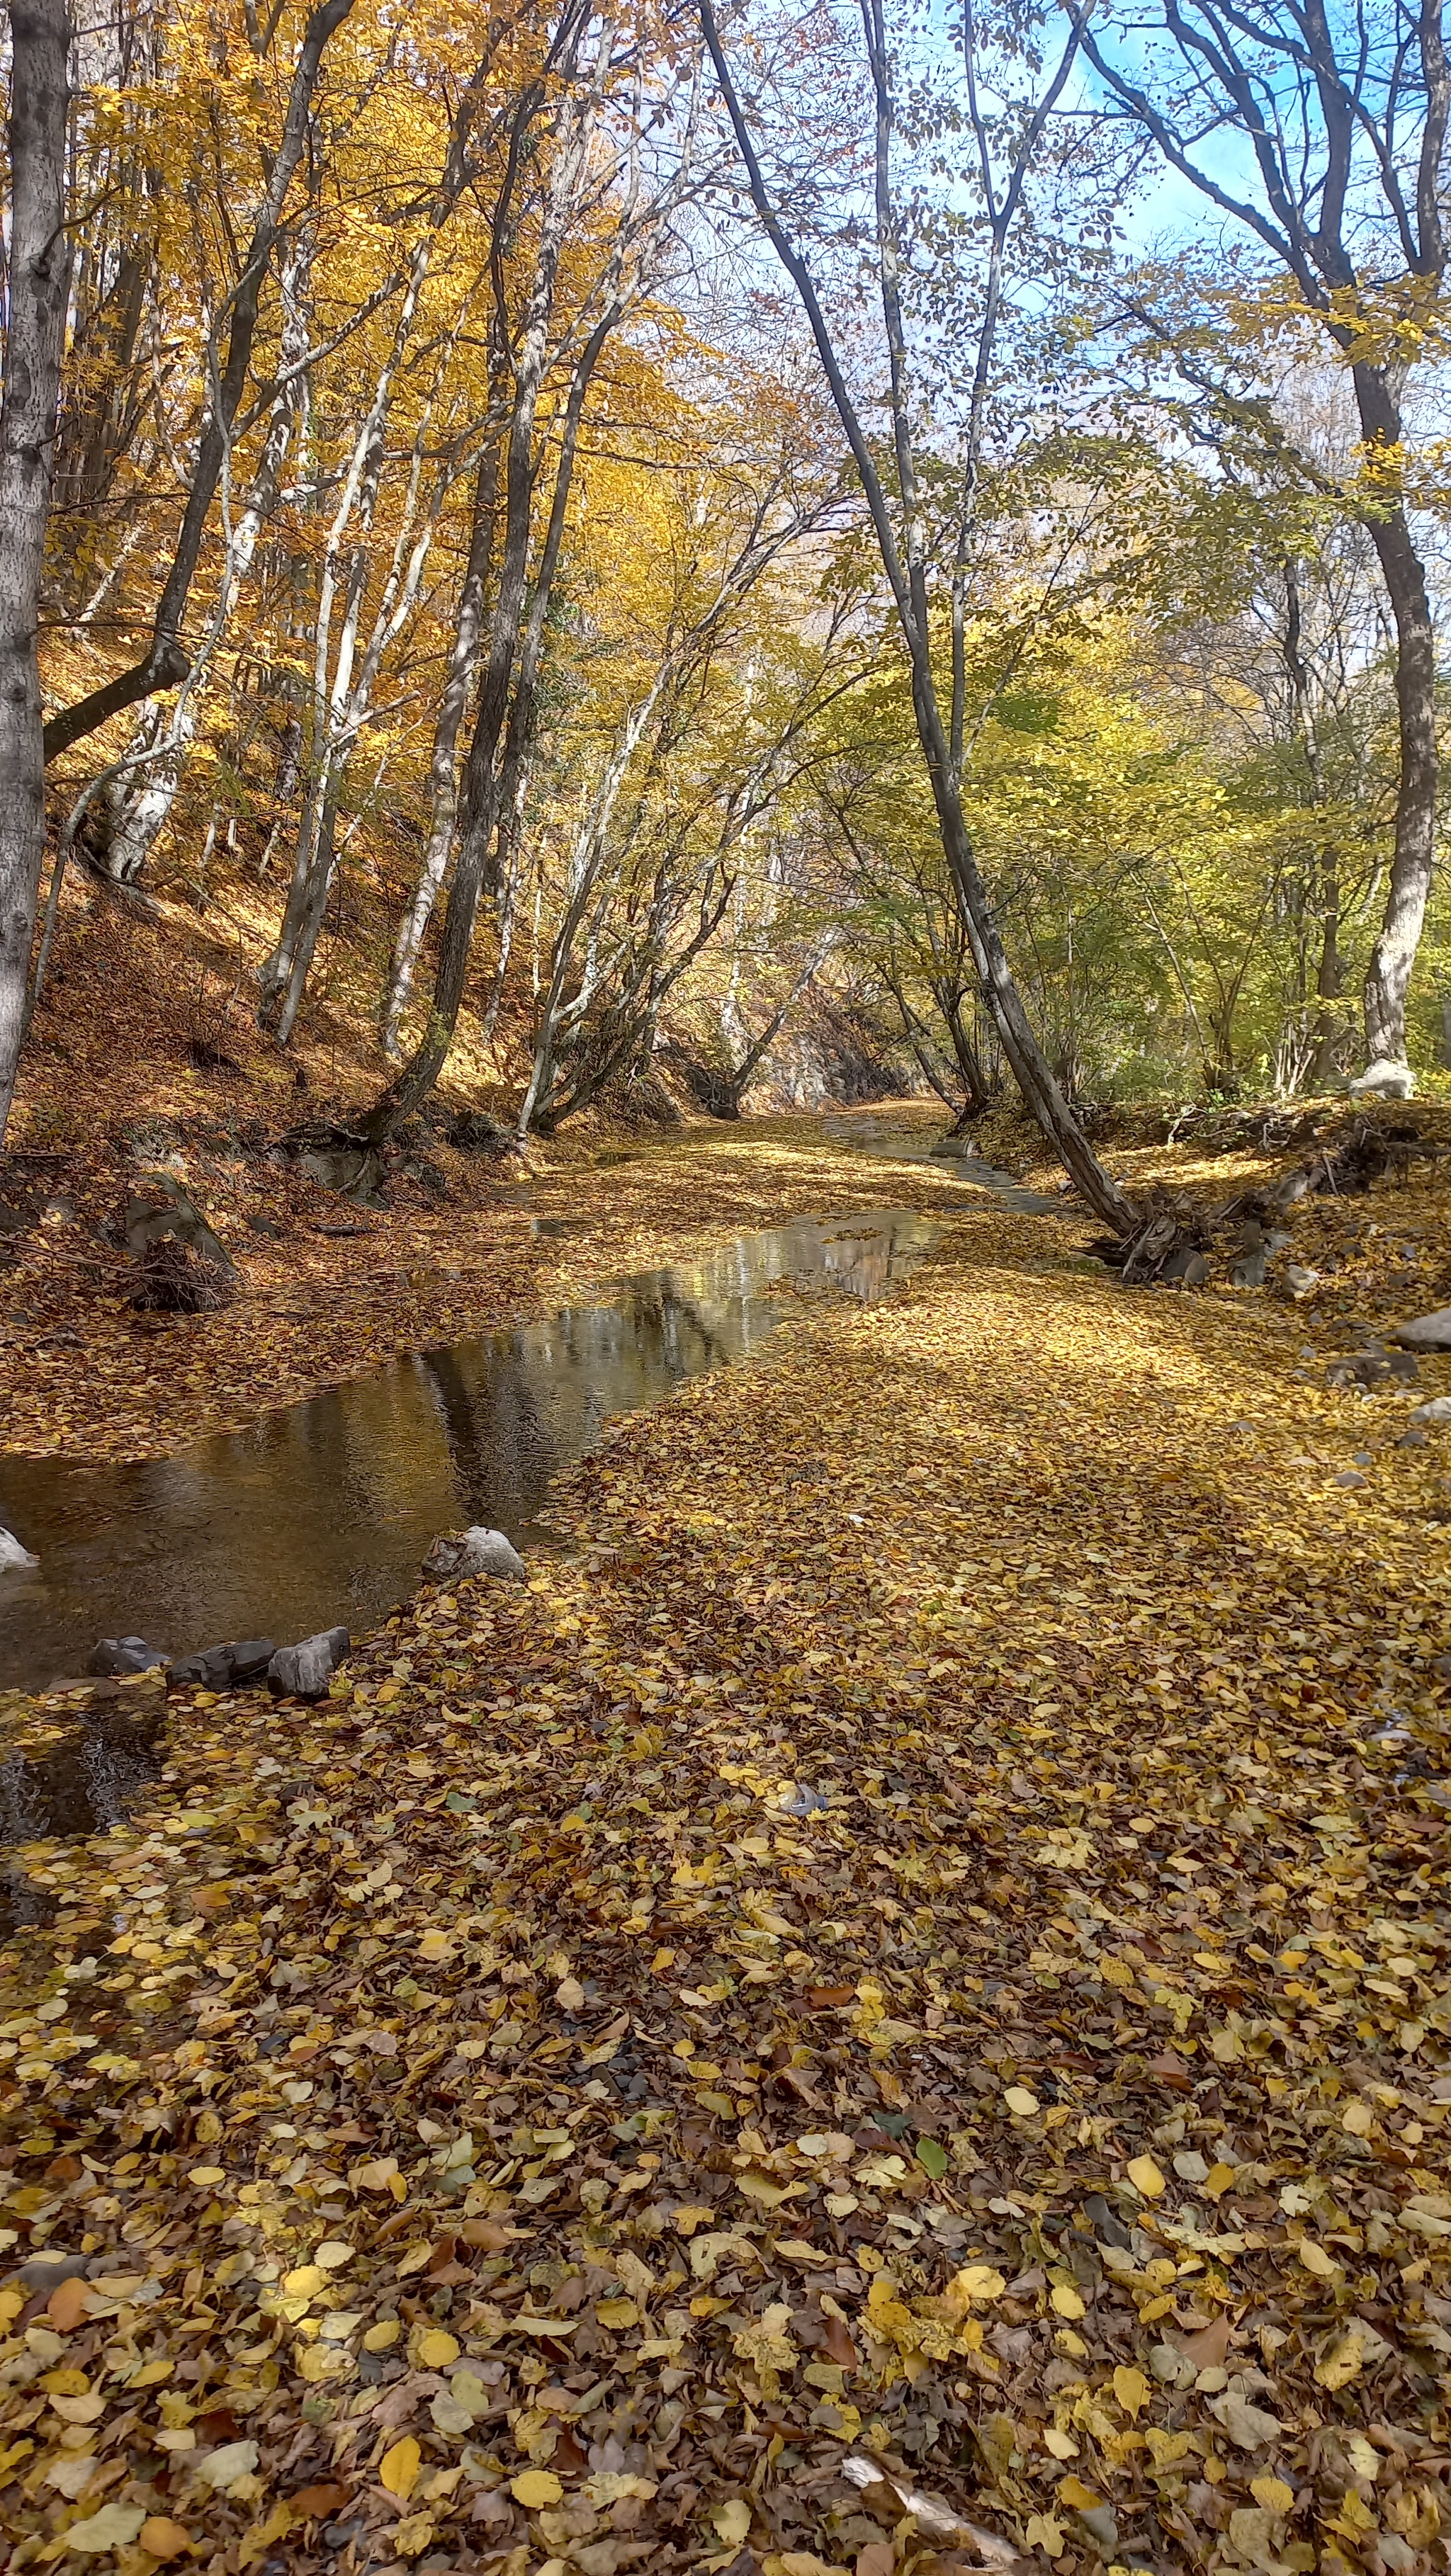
[1,1133,1450,2576]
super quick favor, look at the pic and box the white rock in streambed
[0,1527,38,1571]
[422,1526,526,1582]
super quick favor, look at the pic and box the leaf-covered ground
[2,1117,1450,2576]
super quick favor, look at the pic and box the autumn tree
[1078,0,1450,1078]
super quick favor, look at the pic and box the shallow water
[0,1208,938,1695]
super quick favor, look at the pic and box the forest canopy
[1,0,1448,1186]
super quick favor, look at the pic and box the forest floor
[1,1106,1450,2576]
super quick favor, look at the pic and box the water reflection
[0,1209,937,1690]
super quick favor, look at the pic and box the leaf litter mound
[1,1198,1450,2576]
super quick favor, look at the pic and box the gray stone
[231,1638,277,1683]
[169,1643,237,1689]
[1394,1307,1451,1351]
[1326,1350,1418,1388]
[125,1172,235,1273]
[1410,1395,1451,1424]
[1283,1262,1320,1300]
[422,1526,526,1582]
[0,1526,38,1572]
[1163,1244,1210,1286]
[1231,1249,1267,1288]
[1349,1056,1417,1099]
[89,1637,168,1676]
[267,1626,350,1701]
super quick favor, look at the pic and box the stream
[0,1208,940,1703]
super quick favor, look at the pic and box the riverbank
[1,1126,1448,2575]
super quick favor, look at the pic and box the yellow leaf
[1051,2282,1085,2320]
[713,2497,753,2546]
[1003,2086,1039,2116]
[393,2514,437,2559]
[947,2263,1005,2308]
[671,2205,715,2236]
[1114,2366,1150,2418]
[1044,2427,1078,2460]
[380,2438,421,2501]
[1297,2240,1340,2279]
[1251,2476,1295,2514]
[1316,2330,1366,2390]
[1127,2154,1165,2198]
[595,2298,640,2329]
[1058,2475,1103,2510]
[417,2330,460,2367]
[1025,2512,1066,2560]
[417,1930,451,1962]
[1203,2161,1237,2198]
[283,2265,327,2299]
[511,2469,563,2508]
[363,2319,400,2351]
[1341,2099,1374,2136]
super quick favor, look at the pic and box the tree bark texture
[0,0,72,1145]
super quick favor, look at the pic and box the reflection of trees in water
[419,1342,554,1523]
[0,1210,942,1690]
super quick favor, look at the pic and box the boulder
[89,1636,168,1676]
[1393,1308,1451,1351]
[232,1638,278,1683]
[1326,1349,1418,1389]
[169,1642,239,1689]
[1410,1395,1451,1424]
[1348,1057,1417,1100]
[0,1527,38,1572]
[423,1526,526,1582]
[1282,1263,1320,1300]
[267,1626,350,1701]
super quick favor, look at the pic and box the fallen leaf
[380,2437,422,2500]
[511,2468,564,2507]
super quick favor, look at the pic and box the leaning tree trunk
[0,0,72,1147]
[1362,501,1438,1069]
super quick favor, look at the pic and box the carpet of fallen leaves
[2,1116,1451,2576]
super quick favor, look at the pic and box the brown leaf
[808,1985,856,2009]
[820,2314,859,2369]
[290,2483,351,2521]
[1173,2312,1233,2368]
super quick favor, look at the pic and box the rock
[267,1627,349,1701]
[1336,1470,1367,1488]
[422,1526,526,1582]
[1349,1056,1417,1099]
[89,1637,168,1676]
[1394,1307,1451,1351]
[0,1527,38,1572]
[1399,1428,1429,1448]
[1231,1248,1267,1288]
[124,1173,234,1273]
[168,1643,238,1689]
[1162,1244,1209,1286]
[1282,1262,1320,1300]
[1326,1350,1418,1388]
[231,1638,277,1683]
[1410,1395,1451,1424]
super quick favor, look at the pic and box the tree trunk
[382,444,496,1054]
[1362,498,1437,1068]
[40,0,356,766]
[699,0,1136,1235]
[0,0,72,1146]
